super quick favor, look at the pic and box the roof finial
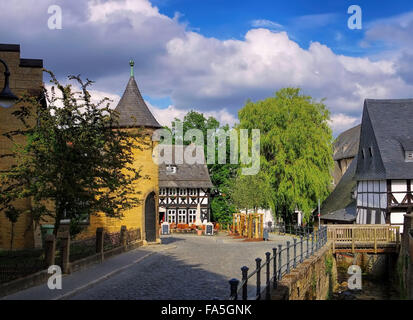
[129,60,135,77]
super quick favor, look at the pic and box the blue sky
[1,0,413,136]
[153,0,413,55]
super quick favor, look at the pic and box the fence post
[265,252,271,300]
[306,235,309,259]
[272,248,277,288]
[229,279,239,300]
[59,231,70,274]
[300,236,303,263]
[293,238,297,269]
[44,234,56,267]
[316,229,319,251]
[120,225,127,250]
[286,241,290,274]
[311,233,314,256]
[96,227,104,260]
[256,258,262,300]
[241,266,249,301]
[278,245,282,280]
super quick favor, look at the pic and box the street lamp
[0,58,18,108]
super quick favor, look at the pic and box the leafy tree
[168,111,239,225]
[238,88,333,223]
[0,70,146,245]
[229,171,271,213]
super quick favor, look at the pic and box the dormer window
[368,147,373,157]
[406,151,413,162]
[361,149,365,159]
[166,165,177,174]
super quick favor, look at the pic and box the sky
[1,0,413,136]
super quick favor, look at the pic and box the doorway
[145,192,156,242]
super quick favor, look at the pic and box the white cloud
[3,0,413,137]
[329,113,360,136]
[146,103,237,128]
[251,19,283,30]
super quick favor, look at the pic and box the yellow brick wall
[0,49,43,250]
[75,129,159,242]
[0,48,160,249]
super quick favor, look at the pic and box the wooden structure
[327,224,400,254]
[232,213,264,240]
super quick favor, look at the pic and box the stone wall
[271,242,337,300]
[397,213,413,299]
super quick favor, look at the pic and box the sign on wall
[161,222,170,235]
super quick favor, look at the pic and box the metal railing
[228,226,328,300]
[270,224,314,236]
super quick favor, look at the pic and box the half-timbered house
[158,145,213,225]
[355,99,413,231]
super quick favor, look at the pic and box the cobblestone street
[70,234,293,300]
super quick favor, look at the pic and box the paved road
[70,234,293,300]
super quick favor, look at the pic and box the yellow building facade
[0,44,43,250]
[0,45,161,249]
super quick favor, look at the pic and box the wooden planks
[327,224,400,253]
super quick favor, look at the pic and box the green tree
[168,111,239,225]
[229,171,271,213]
[0,70,146,246]
[238,88,333,223]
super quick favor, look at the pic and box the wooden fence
[327,224,400,253]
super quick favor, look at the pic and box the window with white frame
[167,209,176,223]
[160,188,167,196]
[168,188,177,196]
[188,209,196,224]
[188,188,197,196]
[178,209,187,224]
[179,188,187,196]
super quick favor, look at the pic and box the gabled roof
[321,156,357,222]
[356,99,413,180]
[158,145,213,189]
[114,76,161,128]
[333,125,360,161]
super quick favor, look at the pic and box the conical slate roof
[114,76,161,128]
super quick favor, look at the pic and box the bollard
[300,236,303,263]
[44,234,56,267]
[120,225,127,249]
[256,258,262,300]
[229,279,239,300]
[58,231,70,274]
[272,248,277,288]
[293,238,297,269]
[286,241,290,274]
[241,266,249,300]
[96,227,104,260]
[278,245,282,280]
[265,252,271,300]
